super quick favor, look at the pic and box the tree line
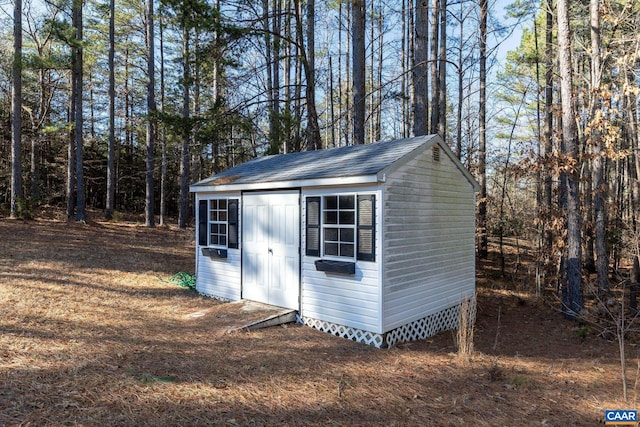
[4,0,640,318]
[3,0,492,222]
[492,0,640,317]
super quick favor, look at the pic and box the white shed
[190,135,479,347]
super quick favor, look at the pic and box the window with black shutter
[199,198,239,251]
[323,195,355,258]
[306,193,376,263]
[306,197,321,257]
[198,200,208,246]
[357,195,375,261]
[228,199,239,249]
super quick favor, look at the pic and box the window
[323,195,355,258]
[209,199,227,246]
[198,198,239,249]
[306,194,375,262]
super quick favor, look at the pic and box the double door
[242,191,300,310]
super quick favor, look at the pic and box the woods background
[2,0,640,316]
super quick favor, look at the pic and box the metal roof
[191,135,439,189]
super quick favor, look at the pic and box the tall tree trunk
[375,10,383,142]
[159,12,167,226]
[345,1,351,146]
[145,0,156,227]
[543,0,554,257]
[283,0,292,152]
[429,0,439,134]
[337,1,344,146]
[532,0,543,295]
[272,0,282,151]
[557,0,583,317]
[329,55,336,147]
[477,0,488,259]
[369,0,374,143]
[628,72,640,310]
[11,0,22,218]
[67,78,75,218]
[178,25,191,229]
[32,66,46,202]
[73,0,86,222]
[437,0,446,138]
[352,0,365,145]
[412,0,428,137]
[193,31,201,181]
[590,0,608,292]
[106,0,116,220]
[455,0,464,158]
[304,0,321,150]
[263,0,276,152]
[293,12,303,152]
[401,0,408,138]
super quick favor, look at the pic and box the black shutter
[306,197,321,257]
[228,199,239,249]
[357,195,375,261]
[198,200,208,246]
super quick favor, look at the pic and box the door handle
[268,248,273,254]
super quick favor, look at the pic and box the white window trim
[208,198,229,249]
[321,194,357,262]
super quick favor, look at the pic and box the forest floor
[0,212,636,426]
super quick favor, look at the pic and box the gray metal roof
[192,135,438,188]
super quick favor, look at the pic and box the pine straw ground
[0,215,636,426]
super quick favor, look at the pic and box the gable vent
[432,145,441,162]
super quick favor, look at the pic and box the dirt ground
[0,214,636,426]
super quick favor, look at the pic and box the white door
[242,191,300,310]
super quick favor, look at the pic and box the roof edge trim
[190,175,381,193]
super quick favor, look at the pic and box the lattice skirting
[384,304,462,348]
[300,302,474,348]
[298,315,385,348]
[197,292,232,303]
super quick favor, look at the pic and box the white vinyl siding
[301,186,383,333]
[382,149,476,332]
[196,249,242,300]
[195,192,242,301]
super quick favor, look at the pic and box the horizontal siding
[194,191,242,301]
[300,187,382,333]
[383,148,476,332]
[196,250,242,301]
[301,259,381,332]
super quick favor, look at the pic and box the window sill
[314,260,356,275]
[201,247,228,259]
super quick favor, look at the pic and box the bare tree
[428,0,438,133]
[352,0,365,145]
[11,0,23,218]
[73,0,86,222]
[297,0,321,150]
[106,0,116,220]
[557,0,583,317]
[477,0,488,259]
[145,0,156,227]
[437,0,446,138]
[412,0,428,136]
[590,0,608,292]
[178,21,190,229]
[159,12,167,226]
[543,0,554,255]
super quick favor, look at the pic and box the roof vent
[432,145,440,162]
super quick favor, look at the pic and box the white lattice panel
[197,292,231,303]
[300,316,385,348]
[384,305,461,347]
[299,303,469,348]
